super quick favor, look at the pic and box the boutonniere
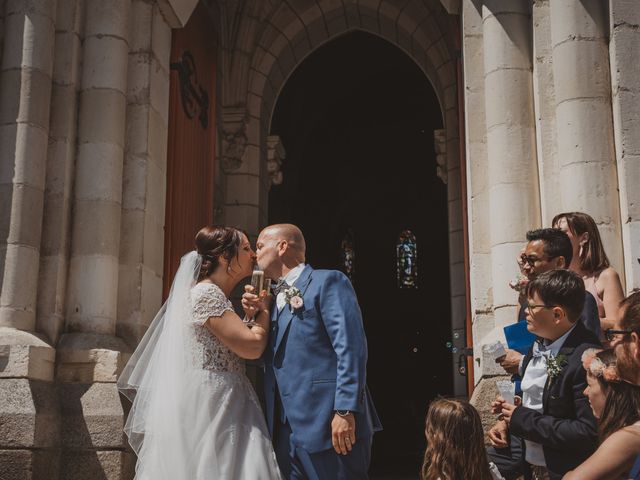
[284,287,304,310]
[546,353,567,380]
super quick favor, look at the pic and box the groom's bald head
[262,224,306,258]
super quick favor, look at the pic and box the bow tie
[532,339,551,359]
[272,279,290,296]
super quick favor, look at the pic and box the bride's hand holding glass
[242,285,271,319]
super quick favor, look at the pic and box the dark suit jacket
[509,321,600,478]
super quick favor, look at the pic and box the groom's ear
[277,240,288,256]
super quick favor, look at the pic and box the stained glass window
[397,230,418,289]
[341,229,355,283]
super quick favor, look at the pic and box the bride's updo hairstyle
[195,226,244,281]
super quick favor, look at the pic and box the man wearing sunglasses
[490,229,601,480]
[497,228,601,376]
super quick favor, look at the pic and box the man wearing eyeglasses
[497,228,601,376]
[607,290,640,479]
[489,269,600,479]
[490,229,601,480]
[608,291,640,384]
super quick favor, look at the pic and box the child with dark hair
[563,349,640,479]
[421,398,503,480]
[489,269,600,479]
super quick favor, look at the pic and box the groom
[242,224,381,479]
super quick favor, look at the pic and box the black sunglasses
[604,328,637,342]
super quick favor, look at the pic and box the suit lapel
[274,265,314,354]
[542,324,585,411]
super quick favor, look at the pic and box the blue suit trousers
[274,418,371,480]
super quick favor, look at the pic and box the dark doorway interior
[270,31,452,477]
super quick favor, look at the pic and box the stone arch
[230,0,467,393]
[246,1,458,142]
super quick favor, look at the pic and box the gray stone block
[0,449,60,480]
[59,382,127,449]
[60,450,135,480]
[0,379,59,448]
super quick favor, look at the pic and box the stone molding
[266,135,285,187]
[440,0,461,15]
[434,129,447,184]
[0,328,56,382]
[156,0,198,28]
[55,333,131,383]
[220,107,248,173]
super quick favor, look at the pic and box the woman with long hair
[118,226,282,479]
[421,398,503,480]
[563,349,640,479]
[553,212,625,331]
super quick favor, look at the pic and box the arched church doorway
[269,31,453,477]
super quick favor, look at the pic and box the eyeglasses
[604,328,637,342]
[526,303,558,316]
[520,254,552,268]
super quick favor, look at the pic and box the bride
[118,226,282,479]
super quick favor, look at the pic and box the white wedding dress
[118,252,282,480]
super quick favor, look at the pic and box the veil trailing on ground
[117,251,203,474]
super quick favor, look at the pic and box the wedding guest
[609,291,640,479]
[488,269,600,480]
[498,228,600,375]
[491,230,601,480]
[421,398,503,480]
[563,349,640,480]
[610,291,640,385]
[553,212,625,332]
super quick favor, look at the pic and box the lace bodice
[190,283,245,374]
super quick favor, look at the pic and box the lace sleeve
[191,284,234,325]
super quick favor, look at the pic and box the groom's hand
[331,413,356,455]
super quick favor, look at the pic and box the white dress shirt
[276,263,306,311]
[521,325,575,467]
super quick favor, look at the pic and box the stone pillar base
[55,333,131,383]
[55,333,133,479]
[60,450,135,480]
[0,379,60,480]
[0,449,60,480]
[470,375,511,433]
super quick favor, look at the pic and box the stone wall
[2,0,640,478]
[0,0,182,478]
[463,0,640,410]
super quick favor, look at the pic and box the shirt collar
[543,323,576,355]
[281,263,306,287]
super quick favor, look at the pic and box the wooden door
[164,3,217,298]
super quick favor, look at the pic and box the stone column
[550,0,624,276]
[0,0,55,332]
[462,0,494,383]
[482,0,541,328]
[37,0,83,345]
[117,0,171,346]
[64,0,130,336]
[56,1,133,478]
[221,107,265,237]
[0,1,59,477]
[531,0,559,226]
[609,1,640,291]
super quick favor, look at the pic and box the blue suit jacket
[263,265,382,453]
